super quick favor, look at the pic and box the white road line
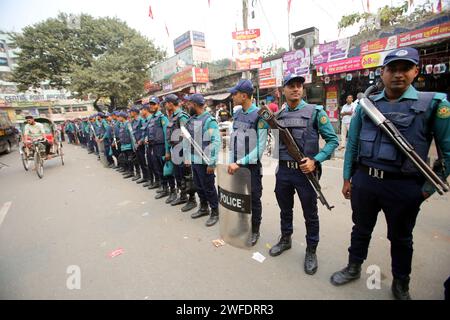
[0,201,12,228]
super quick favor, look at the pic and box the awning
[155,84,192,97]
[203,92,231,101]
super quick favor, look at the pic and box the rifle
[89,122,97,140]
[357,84,449,195]
[127,121,138,152]
[258,105,335,210]
[180,125,211,165]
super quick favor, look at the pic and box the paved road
[0,144,448,299]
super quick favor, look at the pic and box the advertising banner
[282,48,311,78]
[312,38,350,65]
[232,29,262,70]
[259,59,283,89]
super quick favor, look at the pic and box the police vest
[118,122,132,145]
[131,118,142,141]
[276,104,319,160]
[358,92,436,173]
[230,108,260,163]
[186,113,215,153]
[167,110,189,147]
[147,113,165,144]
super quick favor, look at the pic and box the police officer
[129,106,145,181]
[140,102,156,188]
[184,94,221,227]
[330,47,450,300]
[117,111,135,177]
[269,74,339,275]
[164,94,191,205]
[147,97,174,199]
[227,79,269,246]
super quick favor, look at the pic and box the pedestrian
[330,47,450,300]
[338,94,356,150]
[269,74,338,275]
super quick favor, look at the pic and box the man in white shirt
[23,115,51,157]
[338,95,355,150]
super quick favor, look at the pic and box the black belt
[358,164,421,180]
[279,160,300,169]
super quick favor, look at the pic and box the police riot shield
[217,164,252,249]
[96,140,109,168]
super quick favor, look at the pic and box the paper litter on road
[117,200,131,206]
[212,239,225,247]
[183,236,189,239]
[142,212,149,217]
[265,243,272,249]
[141,201,147,204]
[108,248,124,258]
[252,252,266,263]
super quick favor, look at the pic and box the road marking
[0,201,12,228]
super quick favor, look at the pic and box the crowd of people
[59,48,449,300]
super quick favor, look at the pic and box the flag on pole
[165,22,170,37]
[367,0,370,12]
[437,0,442,13]
[288,0,292,14]
[208,0,211,8]
[148,5,154,19]
[408,0,414,7]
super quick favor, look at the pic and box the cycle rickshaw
[19,117,64,178]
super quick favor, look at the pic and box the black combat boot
[165,188,178,204]
[330,263,361,286]
[171,190,188,206]
[304,246,318,275]
[248,224,260,247]
[392,277,412,300]
[123,172,134,179]
[181,194,197,212]
[148,180,160,190]
[155,186,169,199]
[136,176,147,184]
[205,207,219,227]
[131,173,141,181]
[191,201,209,219]
[143,180,152,187]
[269,235,292,257]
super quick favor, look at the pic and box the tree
[262,46,287,59]
[12,13,165,111]
[337,0,435,34]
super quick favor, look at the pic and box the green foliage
[338,0,435,34]
[12,13,166,109]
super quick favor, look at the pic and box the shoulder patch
[161,118,166,126]
[258,121,265,129]
[437,105,450,119]
[319,115,328,125]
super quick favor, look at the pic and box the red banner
[316,56,362,76]
[361,22,450,54]
[193,68,209,83]
[172,68,193,88]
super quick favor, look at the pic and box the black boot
[330,263,361,286]
[191,201,209,218]
[123,172,134,179]
[131,174,141,181]
[155,186,169,199]
[171,190,188,206]
[136,176,147,184]
[304,246,318,275]
[181,195,197,212]
[143,180,152,187]
[392,277,411,300]
[269,235,292,257]
[205,207,219,227]
[156,184,164,193]
[148,180,160,190]
[116,167,125,172]
[248,224,260,247]
[165,188,178,204]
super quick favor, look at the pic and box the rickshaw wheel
[21,150,29,171]
[35,151,44,179]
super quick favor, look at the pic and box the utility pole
[242,0,251,80]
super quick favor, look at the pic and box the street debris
[252,252,266,263]
[212,239,225,247]
[108,248,124,258]
[142,212,149,217]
